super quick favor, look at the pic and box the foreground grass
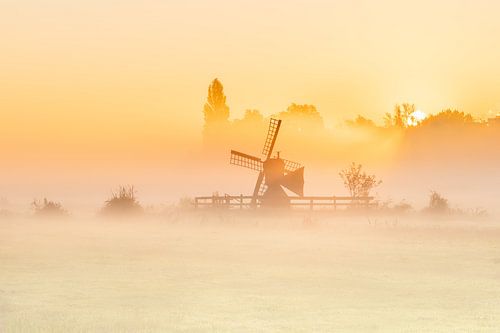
[1,216,499,332]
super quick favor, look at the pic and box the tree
[203,78,229,124]
[241,109,263,123]
[202,79,230,148]
[419,109,474,127]
[346,115,376,128]
[339,162,382,197]
[384,103,416,128]
[275,103,324,133]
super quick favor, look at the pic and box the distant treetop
[274,103,324,133]
[419,109,474,127]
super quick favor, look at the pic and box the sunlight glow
[408,110,427,126]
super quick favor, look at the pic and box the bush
[465,207,488,218]
[101,185,143,217]
[424,191,449,214]
[32,198,68,218]
[392,200,414,214]
[374,199,413,215]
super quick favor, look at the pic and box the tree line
[201,78,499,166]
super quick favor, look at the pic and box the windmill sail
[282,159,302,173]
[262,118,281,158]
[230,150,263,171]
[280,167,304,196]
[257,178,268,196]
[251,172,265,206]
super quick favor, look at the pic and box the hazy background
[1,0,499,214]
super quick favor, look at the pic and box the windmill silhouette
[230,118,304,207]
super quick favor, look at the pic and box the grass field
[1,214,499,332]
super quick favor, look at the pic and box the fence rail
[194,195,375,210]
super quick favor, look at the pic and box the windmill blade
[230,150,263,172]
[262,118,282,158]
[257,177,268,196]
[280,167,304,196]
[251,172,265,206]
[283,158,302,173]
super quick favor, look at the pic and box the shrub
[32,198,68,218]
[101,185,143,217]
[424,191,449,214]
[392,201,414,214]
[466,207,488,218]
[375,199,413,214]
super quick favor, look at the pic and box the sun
[408,109,427,126]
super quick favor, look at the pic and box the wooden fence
[194,195,375,210]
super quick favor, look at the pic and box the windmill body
[230,119,304,208]
[262,156,288,207]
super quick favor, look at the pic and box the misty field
[1,215,499,332]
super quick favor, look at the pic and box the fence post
[310,199,313,211]
[240,194,243,210]
[333,196,336,211]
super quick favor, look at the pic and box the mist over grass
[1,214,499,332]
[0,188,493,224]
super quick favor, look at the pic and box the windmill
[230,118,304,207]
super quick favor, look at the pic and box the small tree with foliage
[339,162,382,197]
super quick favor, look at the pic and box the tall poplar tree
[202,79,230,149]
[203,78,229,123]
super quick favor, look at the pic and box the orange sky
[1,0,500,161]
